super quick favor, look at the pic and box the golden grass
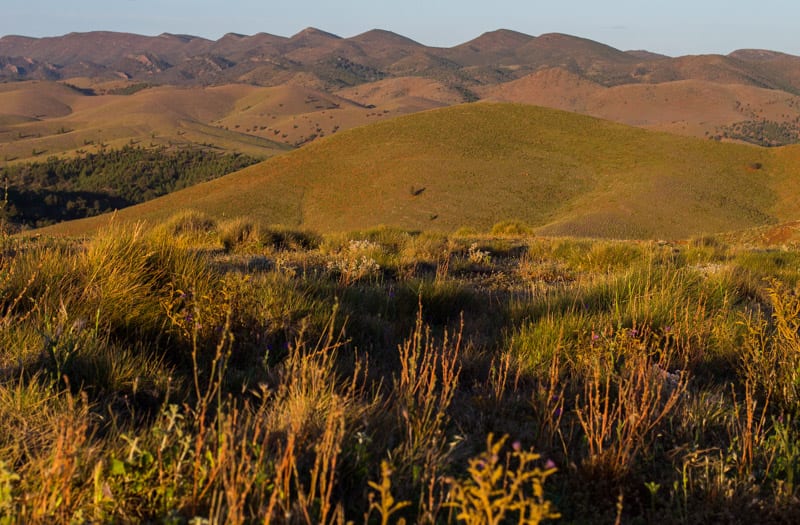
[37,103,800,240]
[0,79,441,165]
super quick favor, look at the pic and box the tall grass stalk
[575,330,688,478]
[393,306,463,502]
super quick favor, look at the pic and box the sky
[2,0,798,57]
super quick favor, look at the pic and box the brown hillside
[729,49,800,93]
[0,81,83,119]
[446,29,535,64]
[481,72,800,139]
[347,29,423,62]
[213,84,371,146]
[518,33,637,67]
[208,32,289,59]
[476,67,604,109]
[0,83,291,162]
[336,77,466,109]
[636,54,782,88]
[0,31,210,65]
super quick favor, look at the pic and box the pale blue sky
[2,0,797,57]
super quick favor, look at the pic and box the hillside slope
[479,69,800,139]
[39,103,800,239]
[0,82,296,162]
[0,80,460,163]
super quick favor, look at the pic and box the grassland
[0,82,290,163]
[3,212,800,523]
[0,82,296,162]
[0,80,449,165]
[39,103,800,240]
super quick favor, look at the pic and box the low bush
[491,219,534,236]
[219,217,260,252]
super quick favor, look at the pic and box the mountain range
[3,28,800,95]
[2,28,800,165]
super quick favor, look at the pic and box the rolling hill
[0,82,294,162]
[39,103,800,239]
[4,28,800,162]
[478,69,800,139]
[4,68,800,166]
[0,78,462,163]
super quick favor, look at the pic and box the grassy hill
[0,80,456,163]
[0,82,294,162]
[39,102,800,239]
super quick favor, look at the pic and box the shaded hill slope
[39,103,800,239]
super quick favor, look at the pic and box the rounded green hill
[40,102,800,239]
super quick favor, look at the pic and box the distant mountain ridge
[4,28,800,167]
[2,28,800,95]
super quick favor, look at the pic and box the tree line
[0,145,261,229]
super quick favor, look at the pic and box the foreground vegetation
[2,212,800,523]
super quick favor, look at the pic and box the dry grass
[4,217,800,522]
